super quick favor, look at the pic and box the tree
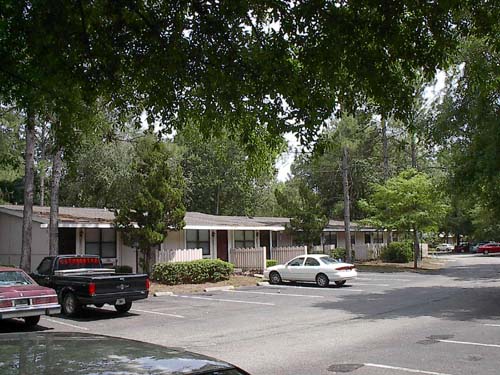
[362,169,448,269]
[275,179,328,249]
[429,37,500,220]
[175,121,284,216]
[115,136,186,274]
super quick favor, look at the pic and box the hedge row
[152,259,234,285]
[329,248,355,262]
[380,241,414,263]
[266,259,278,268]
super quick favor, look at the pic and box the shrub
[152,259,234,285]
[266,259,278,268]
[380,241,414,263]
[330,248,355,262]
[114,265,133,274]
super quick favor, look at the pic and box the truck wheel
[24,316,40,327]
[115,301,132,313]
[62,292,81,316]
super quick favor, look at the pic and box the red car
[477,243,500,255]
[0,266,60,327]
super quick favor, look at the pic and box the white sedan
[263,254,357,287]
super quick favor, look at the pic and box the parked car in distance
[435,243,454,252]
[0,267,60,327]
[471,242,489,253]
[454,242,470,253]
[0,332,251,374]
[263,254,357,287]
[30,255,149,316]
[477,242,500,255]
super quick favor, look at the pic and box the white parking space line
[173,295,275,306]
[42,317,89,331]
[438,339,500,349]
[358,277,411,282]
[483,324,500,327]
[365,363,454,375]
[228,290,325,298]
[264,285,364,292]
[352,283,389,287]
[131,308,185,318]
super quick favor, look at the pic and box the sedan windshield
[0,271,33,286]
[319,257,340,265]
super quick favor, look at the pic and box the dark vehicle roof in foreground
[0,332,249,375]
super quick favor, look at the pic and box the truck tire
[24,316,40,327]
[62,292,81,317]
[115,301,132,313]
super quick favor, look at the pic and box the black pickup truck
[31,255,149,316]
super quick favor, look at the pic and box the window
[351,234,356,245]
[305,257,320,266]
[234,230,255,248]
[374,231,384,244]
[364,233,372,244]
[36,257,53,275]
[186,230,210,256]
[85,229,116,258]
[323,232,337,246]
[272,232,278,248]
[288,257,305,266]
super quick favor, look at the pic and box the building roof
[0,205,285,231]
[0,205,378,232]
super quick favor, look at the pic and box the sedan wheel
[316,273,329,287]
[269,271,282,285]
[335,280,346,287]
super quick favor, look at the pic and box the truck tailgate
[91,274,148,295]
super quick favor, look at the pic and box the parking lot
[3,254,500,374]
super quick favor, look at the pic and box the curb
[254,274,264,278]
[257,281,269,286]
[204,286,235,292]
[153,291,175,297]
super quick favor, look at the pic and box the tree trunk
[49,147,63,256]
[20,109,36,272]
[413,226,419,270]
[342,145,352,262]
[382,116,389,181]
[39,122,47,206]
[382,117,392,245]
[410,132,417,169]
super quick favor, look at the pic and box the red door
[217,230,228,261]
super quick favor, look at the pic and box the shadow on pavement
[0,319,53,334]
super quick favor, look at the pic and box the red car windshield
[0,271,33,286]
[57,257,101,270]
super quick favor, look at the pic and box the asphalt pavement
[2,254,500,375]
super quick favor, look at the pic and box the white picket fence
[310,244,336,254]
[270,246,307,265]
[353,244,384,260]
[231,247,266,271]
[156,248,203,263]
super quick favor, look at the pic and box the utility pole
[342,145,352,262]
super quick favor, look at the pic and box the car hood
[0,332,241,374]
[0,285,56,299]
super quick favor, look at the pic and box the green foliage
[175,121,284,216]
[364,169,448,233]
[114,265,133,274]
[266,259,278,268]
[275,179,328,247]
[115,136,186,273]
[381,242,414,263]
[152,259,234,285]
[430,37,500,226]
[330,248,346,261]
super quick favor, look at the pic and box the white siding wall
[0,212,49,271]
[163,230,184,249]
